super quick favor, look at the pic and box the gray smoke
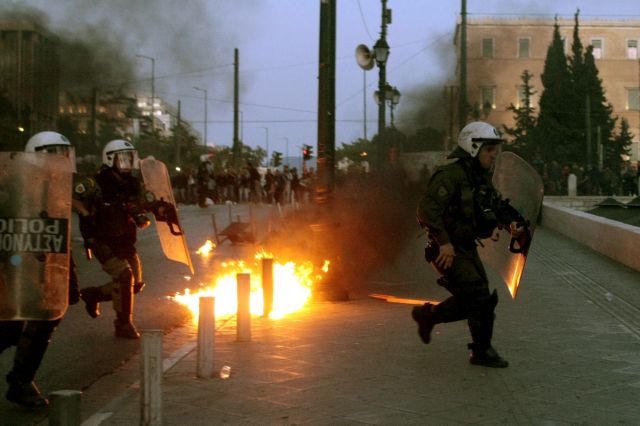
[0,0,260,97]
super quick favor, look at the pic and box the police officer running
[412,122,528,368]
[0,131,80,408]
[73,139,159,339]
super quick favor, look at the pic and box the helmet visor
[35,145,77,173]
[114,150,139,173]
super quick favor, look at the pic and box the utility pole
[193,86,208,146]
[233,48,241,166]
[174,100,181,165]
[317,0,336,202]
[363,70,367,141]
[458,0,468,131]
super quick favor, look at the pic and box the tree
[502,70,537,160]
[271,151,283,168]
[608,118,634,173]
[536,18,579,165]
[582,45,616,168]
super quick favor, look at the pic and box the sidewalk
[85,225,640,425]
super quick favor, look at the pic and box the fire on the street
[171,242,329,320]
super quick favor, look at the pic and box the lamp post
[193,86,208,146]
[258,127,269,167]
[136,54,155,134]
[282,137,289,166]
[389,86,401,128]
[374,37,390,137]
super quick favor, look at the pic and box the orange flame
[170,250,328,321]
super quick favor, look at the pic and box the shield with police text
[478,152,544,299]
[140,157,194,274]
[0,152,73,320]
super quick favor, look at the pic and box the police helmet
[25,131,72,153]
[102,139,139,173]
[448,121,503,159]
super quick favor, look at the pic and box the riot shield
[0,152,73,320]
[478,152,544,299]
[140,157,194,274]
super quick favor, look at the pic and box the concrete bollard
[48,390,82,426]
[262,258,274,318]
[197,296,216,378]
[236,273,251,341]
[140,330,163,426]
[568,173,577,196]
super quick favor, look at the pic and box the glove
[134,213,151,229]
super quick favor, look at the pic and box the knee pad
[116,267,134,288]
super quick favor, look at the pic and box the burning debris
[170,245,330,321]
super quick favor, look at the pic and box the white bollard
[197,296,216,378]
[48,390,82,426]
[568,173,577,196]
[236,273,251,341]
[140,330,163,426]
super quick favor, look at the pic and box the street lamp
[258,127,269,167]
[136,54,155,134]
[193,86,208,146]
[389,86,401,128]
[282,137,289,166]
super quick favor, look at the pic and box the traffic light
[302,144,313,161]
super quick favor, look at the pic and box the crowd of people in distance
[529,157,640,197]
[170,160,317,207]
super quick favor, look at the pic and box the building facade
[453,17,640,161]
[0,20,59,137]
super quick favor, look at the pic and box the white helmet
[102,139,139,173]
[25,131,71,153]
[452,121,503,158]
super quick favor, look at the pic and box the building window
[482,38,494,58]
[481,86,496,111]
[627,40,638,59]
[518,38,530,58]
[628,88,640,111]
[591,38,603,59]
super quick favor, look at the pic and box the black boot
[468,344,509,368]
[6,380,48,408]
[6,321,57,408]
[411,303,437,344]
[133,281,146,294]
[81,286,110,318]
[114,282,140,339]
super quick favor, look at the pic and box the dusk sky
[6,0,640,158]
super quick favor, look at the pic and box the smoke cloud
[0,0,260,98]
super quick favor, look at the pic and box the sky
[3,0,640,158]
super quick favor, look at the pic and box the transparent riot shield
[478,152,544,299]
[0,152,73,320]
[140,157,194,274]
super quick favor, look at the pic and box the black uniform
[414,156,521,368]
[73,165,154,339]
[0,257,79,407]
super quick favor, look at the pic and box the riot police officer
[73,139,156,339]
[0,131,80,408]
[412,121,527,368]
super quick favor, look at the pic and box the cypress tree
[536,18,576,164]
[609,118,634,174]
[582,45,616,169]
[502,70,537,161]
